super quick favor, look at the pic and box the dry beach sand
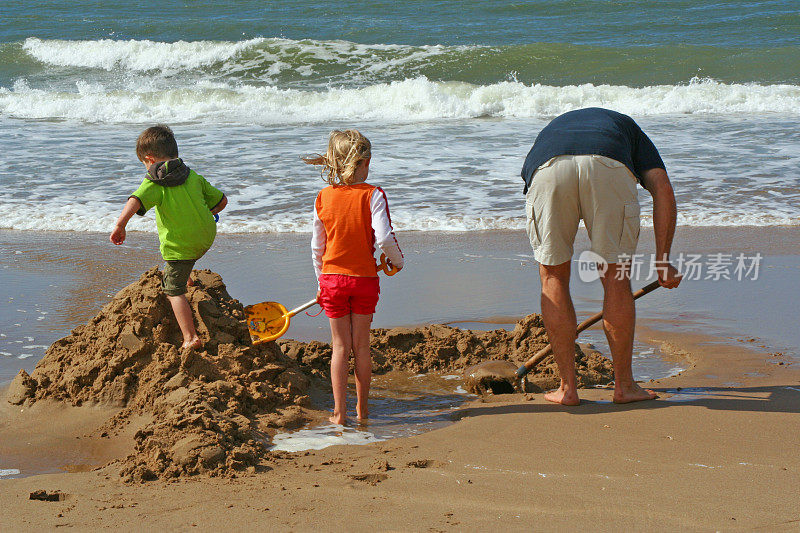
[1,227,799,530]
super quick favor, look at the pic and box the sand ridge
[279,313,614,393]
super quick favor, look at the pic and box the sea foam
[20,37,478,77]
[0,202,796,234]
[2,77,799,125]
[22,37,267,72]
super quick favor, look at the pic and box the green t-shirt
[131,170,224,260]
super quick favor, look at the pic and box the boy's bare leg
[539,261,580,405]
[599,263,657,403]
[329,315,353,425]
[166,295,202,349]
[351,313,373,421]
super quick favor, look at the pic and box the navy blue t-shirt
[521,108,665,194]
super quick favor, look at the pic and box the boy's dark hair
[136,125,179,161]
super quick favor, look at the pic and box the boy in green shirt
[110,125,227,349]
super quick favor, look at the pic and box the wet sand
[1,226,799,529]
[0,400,141,478]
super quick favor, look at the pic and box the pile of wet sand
[6,269,314,482]
[5,268,613,481]
[280,313,614,393]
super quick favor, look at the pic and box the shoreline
[1,323,798,530]
[2,225,798,384]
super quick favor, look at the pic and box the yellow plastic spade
[245,253,400,344]
[245,298,318,345]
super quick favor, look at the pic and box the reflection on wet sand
[2,231,161,329]
[272,371,474,452]
[1,231,162,381]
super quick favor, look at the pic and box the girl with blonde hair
[306,129,404,425]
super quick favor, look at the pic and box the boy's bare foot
[329,413,346,426]
[544,385,580,406]
[613,382,658,403]
[181,337,202,350]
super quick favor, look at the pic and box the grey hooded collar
[146,158,190,187]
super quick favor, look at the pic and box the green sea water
[2,0,799,86]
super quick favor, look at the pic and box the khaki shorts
[525,155,640,265]
[162,260,196,296]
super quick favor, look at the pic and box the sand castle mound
[280,314,614,392]
[6,268,313,482]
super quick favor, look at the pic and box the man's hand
[110,224,126,245]
[656,262,682,288]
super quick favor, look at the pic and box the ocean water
[0,1,799,232]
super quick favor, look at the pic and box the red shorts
[318,274,380,319]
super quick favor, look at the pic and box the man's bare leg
[539,261,580,405]
[600,263,657,403]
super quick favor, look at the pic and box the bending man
[521,107,682,405]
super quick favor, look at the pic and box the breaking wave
[2,77,799,125]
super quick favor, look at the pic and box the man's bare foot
[544,386,580,406]
[329,413,346,425]
[613,382,658,403]
[181,337,202,350]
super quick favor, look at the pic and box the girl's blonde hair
[304,129,371,186]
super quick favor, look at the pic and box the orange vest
[316,183,378,277]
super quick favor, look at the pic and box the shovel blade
[244,301,290,344]
[463,360,523,395]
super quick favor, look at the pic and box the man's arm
[640,168,682,288]
[110,197,142,245]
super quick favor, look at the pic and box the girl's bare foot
[544,385,580,406]
[181,337,202,350]
[329,412,346,425]
[613,382,658,403]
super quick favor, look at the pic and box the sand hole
[484,378,516,395]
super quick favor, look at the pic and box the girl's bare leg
[328,315,353,425]
[351,313,373,420]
